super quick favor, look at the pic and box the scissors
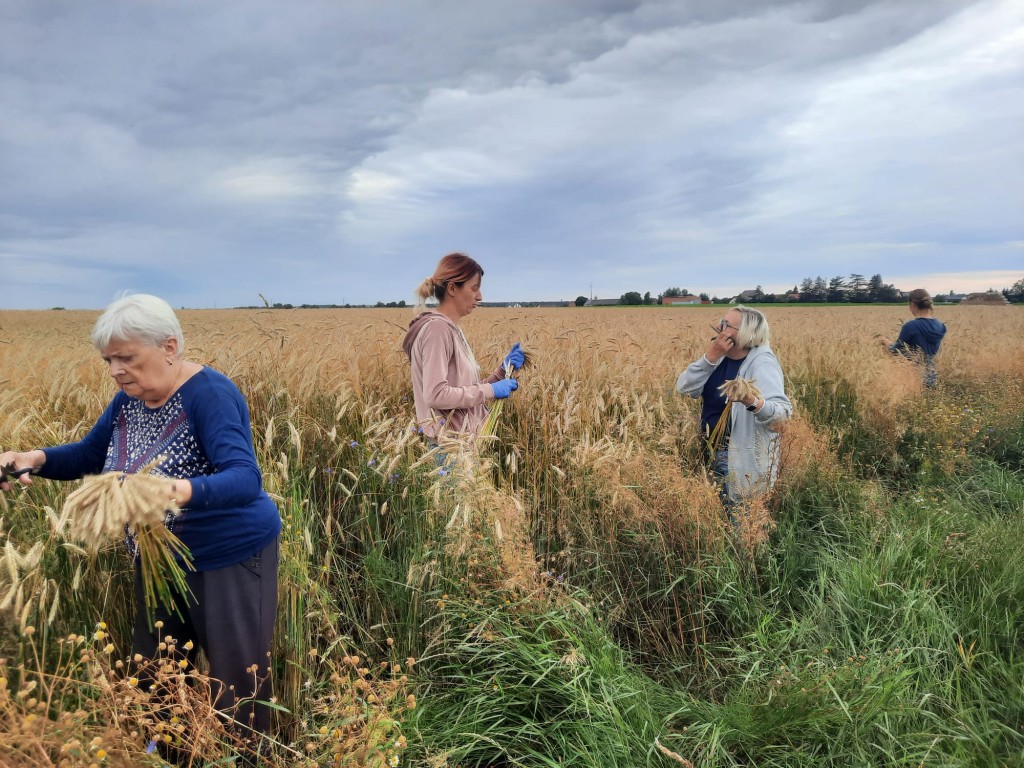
[0,463,39,483]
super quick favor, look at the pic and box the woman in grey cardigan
[676,305,792,509]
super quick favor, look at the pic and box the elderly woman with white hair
[676,305,792,514]
[0,294,281,742]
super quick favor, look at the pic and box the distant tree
[1004,278,1024,303]
[798,277,815,302]
[813,277,828,301]
[753,285,766,301]
[848,274,869,303]
[699,292,710,301]
[827,275,848,303]
[876,282,901,302]
[867,274,885,302]
[643,291,653,305]
[575,295,589,306]
[620,291,643,305]
[662,287,686,298]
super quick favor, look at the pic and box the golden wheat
[64,463,193,621]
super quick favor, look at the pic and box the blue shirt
[40,367,281,571]
[892,317,946,357]
[700,356,743,438]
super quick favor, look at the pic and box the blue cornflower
[368,458,377,467]
[349,440,359,448]
[146,740,158,753]
[438,468,448,477]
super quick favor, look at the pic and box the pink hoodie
[401,311,503,439]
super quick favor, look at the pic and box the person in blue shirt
[881,288,947,388]
[0,294,281,745]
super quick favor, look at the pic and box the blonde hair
[415,253,484,307]
[733,305,770,349]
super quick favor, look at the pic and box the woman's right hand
[0,449,45,490]
[490,379,519,400]
[706,330,736,363]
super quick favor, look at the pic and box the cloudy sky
[1,0,1021,309]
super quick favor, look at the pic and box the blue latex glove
[491,378,519,399]
[503,342,525,370]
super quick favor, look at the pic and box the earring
[166,358,173,366]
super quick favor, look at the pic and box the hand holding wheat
[64,460,194,621]
[719,376,762,406]
[706,377,763,452]
[480,347,532,440]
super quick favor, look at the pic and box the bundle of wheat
[64,461,193,621]
[480,348,532,441]
[706,377,763,453]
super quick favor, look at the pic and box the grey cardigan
[675,344,792,503]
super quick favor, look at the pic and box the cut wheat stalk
[63,458,194,622]
[654,736,695,767]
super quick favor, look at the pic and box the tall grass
[1,304,1022,766]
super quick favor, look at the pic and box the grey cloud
[1,0,1020,308]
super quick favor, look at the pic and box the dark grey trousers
[132,535,279,737]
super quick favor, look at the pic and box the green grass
[412,592,675,767]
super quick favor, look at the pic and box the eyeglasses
[715,319,740,332]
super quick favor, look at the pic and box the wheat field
[1,304,1023,767]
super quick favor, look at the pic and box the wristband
[745,399,760,412]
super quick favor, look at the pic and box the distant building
[661,295,702,305]
[735,289,760,303]
[584,298,621,307]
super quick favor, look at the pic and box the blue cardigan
[41,367,281,571]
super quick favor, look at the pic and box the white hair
[91,294,185,353]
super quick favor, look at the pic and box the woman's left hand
[503,343,525,370]
[169,478,193,507]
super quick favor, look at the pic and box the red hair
[416,253,484,304]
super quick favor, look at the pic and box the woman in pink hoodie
[401,253,523,444]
